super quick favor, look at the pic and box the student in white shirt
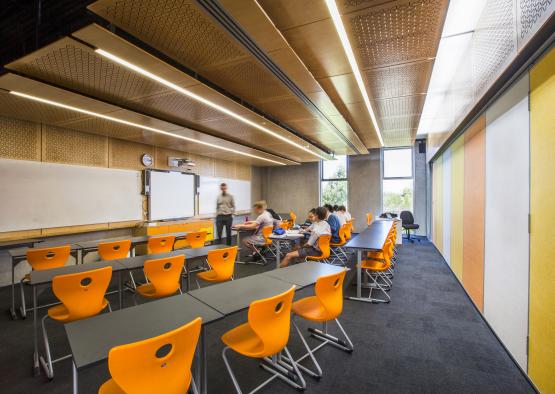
[338,205,351,221]
[234,200,274,256]
[280,207,330,268]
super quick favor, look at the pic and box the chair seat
[98,378,124,394]
[221,322,265,358]
[359,260,389,271]
[135,283,160,298]
[196,269,221,282]
[48,298,109,323]
[330,241,346,247]
[403,224,419,230]
[306,254,325,261]
[366,250,384,259]
[292,296,329,322]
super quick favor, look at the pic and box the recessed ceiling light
[95,49,329,160]
[325,0,384,147]
[9,91,288,165]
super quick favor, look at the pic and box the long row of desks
[65,262,344,394]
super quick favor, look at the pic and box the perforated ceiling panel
[517,0,555,49]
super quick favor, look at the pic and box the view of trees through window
[382,148,413,214]
[321,156,348,207]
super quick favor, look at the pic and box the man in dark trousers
[216,183,235,245]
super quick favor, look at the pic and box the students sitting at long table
[280,207,330,267]
[234,200,274,260]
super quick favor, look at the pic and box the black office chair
[400,211,420,243]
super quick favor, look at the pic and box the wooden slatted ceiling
[258,0,447,147]
[87,0,365,155]
[0,73,298,166]
[5,24,329,163]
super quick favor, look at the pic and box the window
[320,155,348,207]
[382,148,413,214]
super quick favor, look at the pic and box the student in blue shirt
[323,204,341,244]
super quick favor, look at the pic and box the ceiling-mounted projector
[168,157,196,168]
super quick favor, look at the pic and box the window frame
[381,146,414,213]
[319,156,349,206]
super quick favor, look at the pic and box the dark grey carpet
[0,238,535,393]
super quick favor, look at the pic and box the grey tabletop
[116,250,187,270]
[188,275,295,315]
[270,233,305,241]
[65,294,223,369]
[345,220,393,251]
[76,232,188,249]
[30,260,125,285]
[0,238,42,250]
[183,244,230,259]
[8,242,81,258]
[261,262,346,288]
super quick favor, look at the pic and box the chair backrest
[336,224,348,244]
[248,286,295,357]
[107,317,202,394]
[26,245,71,271]
[315,269,346,320]
[148,236,176,254]
[143,255,185,297]
[345,221,353,239]
[262,225,273,245]
[318,234,331,259]
[98,240,132,261]
[52,266,112,321]
[206,246,237,281]
[399,211,414,225]
[289,211,296,225]
[185,231,207,249]
[279,221,290,230]
[366,213,373,225]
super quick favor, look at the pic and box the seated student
[234,200,274,258]
[334,205,347,227]
[280,207,330,267]
[323,204,341,244]
[342,206,352,221]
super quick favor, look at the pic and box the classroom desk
[76,232,188,262]
[65,293,223,394]
[188,274,294,316]
[8,242,80,320]
[269,232,305,268]
[0,238,42,251]
[261,262,345,288]
[345,220,393,303]
[29,260,126,377]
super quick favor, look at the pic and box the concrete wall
[348,150,382,232]
[414,140,428,236]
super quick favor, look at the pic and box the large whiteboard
[148,170,195,221]
[0,159,142,232]
[199,176,251,215]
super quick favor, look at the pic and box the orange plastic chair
[330,224,349,265]
[360,239,394,303]
[366,213,373,226]
[252,226,277,265]
[195,246,237,286]
[41,266,113,379]
[99,317,202,394]
[135,255,185,300]
[185,231,207,249]
[289,211,297,226]
[147,235,175,254]
[291,269,353,378]
[20,245,72,318]
[98,240,132,261]
[221,286,305,392]
[305,234,331,264]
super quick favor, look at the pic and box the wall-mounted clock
[141,153,154,167]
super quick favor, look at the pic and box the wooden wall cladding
[0,117,41,161]
[109,138,155,170]
[42,124,109,167]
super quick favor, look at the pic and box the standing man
[216,183,235,245]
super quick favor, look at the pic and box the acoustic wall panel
[484,74,530,370]
[450,136,464,280]
[529,45,555,393]
[442,147,452,265]
[433,158,444,252]
[462,116,486,311]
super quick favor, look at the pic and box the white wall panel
[442,147,452,265]
[484,74,530,370]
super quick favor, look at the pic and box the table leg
[275,239,281,269]
[118,272,123,310]
[72,360,78,394]
[10,257,17,320]
[201,327,207,394]
[186,260,190,292]
[33,285,40,376]
[356,250,361,298]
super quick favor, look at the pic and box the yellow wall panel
[450,136,464,280]
[433,157,443,253]
[529,45,555,393]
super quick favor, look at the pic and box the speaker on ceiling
[418,140,426,154]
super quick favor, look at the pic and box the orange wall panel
[463,116,486,311]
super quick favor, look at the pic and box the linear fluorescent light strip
[95,49,328,160]
[325,0,384,147]
[9,91,286,165]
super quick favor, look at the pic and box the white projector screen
[0,158,143,232]
[148,170,195,221]
[199,176,251,215]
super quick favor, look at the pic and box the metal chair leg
[291,319,323,378]
[19,278,27,318]
[40,315,54,379]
